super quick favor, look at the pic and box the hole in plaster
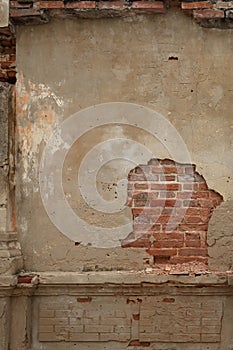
[122,158,223,266]
[168,56,178,61]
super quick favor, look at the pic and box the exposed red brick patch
[0,27,16,84]
[122,159,223,265]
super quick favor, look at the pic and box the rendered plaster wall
[16,9,233,272]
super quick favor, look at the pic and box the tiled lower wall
[36,295,223,344]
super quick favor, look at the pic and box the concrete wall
[15,10,233,272]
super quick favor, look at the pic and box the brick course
[7,0,233,25]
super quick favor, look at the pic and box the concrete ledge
[38,270,231,286]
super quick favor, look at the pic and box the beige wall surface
[16,9,233,272]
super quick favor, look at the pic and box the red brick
[180,223,208,231]
[183,199,214,208]
[146,248,177,256]
[1,62,12,69]
[184,216,202,224]
[149,199,165,207]
[163,166,178,174]
[159,191,176,198]
[153,240,183,248]
[133,192,148,199]
[193,9,224,18]
[191,191,209,199]
[147,192,159,199]
[181,1,213,9]
[178,248,208,256]
[77,297,92,303]
[165,199,182,207]
[10,8,42,17]
[156,215,171,223]
[170,256,208,264]
[34,1,64,9]
[151,166,163,174]
[65,1,96,9]
[132,208,161,216]
[18,276,32,284]
[185,240,201,247]
[216,1,233,8]
[177,191,192,199]
[150,183,166,190]
[155,232,184,240]
[131,1,164,10]
[10,1,32,8]
[159,175,176,181]
[134,183,148,190]
[160,159,176,165]
[185,232,200,240]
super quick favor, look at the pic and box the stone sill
[37,270,233,286]
[1,270,233,288]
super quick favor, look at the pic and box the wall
[0,4,233,350]
[16,10,233,272]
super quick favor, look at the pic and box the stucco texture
[16,9,233,272]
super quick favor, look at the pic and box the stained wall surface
[16,9,233,272]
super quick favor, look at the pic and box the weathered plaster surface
[0,298,10,350]
[208,200,233,270]
[16,10,233,271]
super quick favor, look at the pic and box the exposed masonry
[7,0,233,28]
[38,296,223,343]
[0,27,16,84]
[122,159,223,264]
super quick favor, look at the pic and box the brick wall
[0,26,16,84]
[7,0,233,26]
[37,295,223,344]
[122,159,223,265]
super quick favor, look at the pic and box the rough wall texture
[0,5,232,350]
[208,200,233,270]
[16,11,233,272]
[37,295,223,343]
[0,26,16,84]
[8,0,233,28]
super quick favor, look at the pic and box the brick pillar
[0,26,22,273]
